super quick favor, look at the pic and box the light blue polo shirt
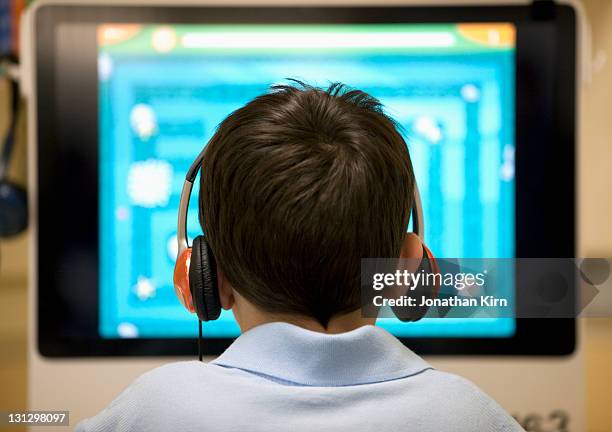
[76,323,524,431]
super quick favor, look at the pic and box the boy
[77,82,523,432]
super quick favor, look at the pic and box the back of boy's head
[199,81,414,327]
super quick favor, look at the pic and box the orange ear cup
[173,248,195,313]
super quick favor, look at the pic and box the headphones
[173,148,221,323]
[173,146,440,327]
[0,75,27,238]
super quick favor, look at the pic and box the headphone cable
[0,56,19,182]
[198,319,203,362]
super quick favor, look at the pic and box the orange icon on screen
[458,23,515,48]
[98,25,142,46]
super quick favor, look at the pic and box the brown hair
[199,81,414,327]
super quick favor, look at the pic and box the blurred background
[1,0,611,431]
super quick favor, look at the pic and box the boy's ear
[217,268,235,311]
[400,232,423,259]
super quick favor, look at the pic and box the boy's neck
[236,304,375,334]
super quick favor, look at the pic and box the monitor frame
[33,3,576,357]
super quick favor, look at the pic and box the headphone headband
[176,147,206,256]
[176,146,425,256]
[412,183,424,239]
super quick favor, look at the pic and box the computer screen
[97,23,516,340]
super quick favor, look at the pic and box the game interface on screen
[98,23,516,339]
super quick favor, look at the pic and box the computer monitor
[34,4,575,356]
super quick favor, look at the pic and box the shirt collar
[212,322,432,386]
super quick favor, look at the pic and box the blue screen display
[99,24,516,339]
